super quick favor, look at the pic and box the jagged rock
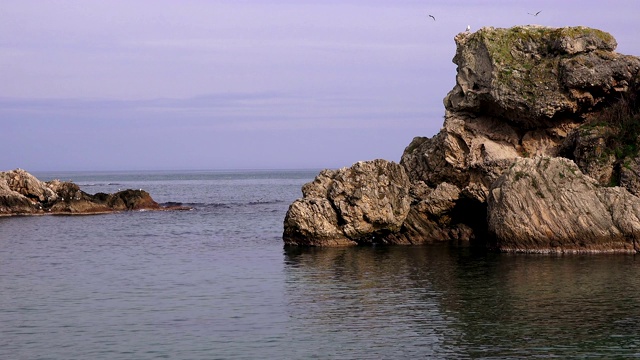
[387,182,476,245]
[444,26,639,128]
[0,169,187,216]
[283,198,353,246]
[283,159,411,246]
[401,112,521,190]
[487,157,640,253]
[0,168,58,203]
[284,25,640,252]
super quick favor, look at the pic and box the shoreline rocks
[284,25,640,253]
[0,168,189,216]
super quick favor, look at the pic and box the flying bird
[528,10,542,16]
[428,14,436,21]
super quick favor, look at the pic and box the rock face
[444,26,635,127]
[0,169,185,216]
[284,25,640,253]
[488,157,640,253]
[283,160,411,246]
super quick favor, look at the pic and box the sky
[2,0,639,171]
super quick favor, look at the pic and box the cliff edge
[283,25,640,253]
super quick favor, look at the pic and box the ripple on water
[2,170,640,359]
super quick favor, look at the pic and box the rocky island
[0,168,187,216]
[283,25,640,253]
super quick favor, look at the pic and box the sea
[1,169,640,359]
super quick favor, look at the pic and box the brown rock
[487,157,640,253]
[0,169,184,216]
[283,159,411,246]
[284,25,640,252]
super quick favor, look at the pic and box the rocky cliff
[283,25,640,253]
[0,169,187,216]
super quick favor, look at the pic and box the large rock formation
[0,168,186,216]
[284,25,640,253]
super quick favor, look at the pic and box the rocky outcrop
[283,159,411,246]
[284,25,640,252]
[0,169,187,216]
[445,26,637,128]
[488,157,640,253]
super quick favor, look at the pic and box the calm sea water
[1,170,640,359]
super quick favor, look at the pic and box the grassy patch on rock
[596,93,640,160]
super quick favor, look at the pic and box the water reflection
[283,245,640,358]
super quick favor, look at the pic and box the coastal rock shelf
[283,25,640,253]
[0,168,187,216]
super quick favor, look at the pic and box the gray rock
[487,157,640,253]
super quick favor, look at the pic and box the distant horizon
[26,167,331,174]
[3,0,639,171]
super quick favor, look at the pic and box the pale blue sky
[2,0,639,171]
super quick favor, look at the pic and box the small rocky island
[283,25,640,253]
[0,168,187,216]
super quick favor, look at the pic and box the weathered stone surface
[444,26,639,128]
[487,157,640,253]
[401,112,521,190]
[284,25,640,252]
[283,198,354,247]
[0,169,187,216]
[283,159,411,246]
[387,182,476,245]
[620,157,640,196]
[551,27,617,55]
[0,169,58,204]
[559,125,617,185]
[328,160,411,239]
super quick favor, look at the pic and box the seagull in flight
[528,10,542,16]
[428,14,436,21]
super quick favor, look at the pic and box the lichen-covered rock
[283,159,411,246]
[487,157,640,253]
[444,26,639,127]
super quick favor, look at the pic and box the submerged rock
[284,25,640,253]
[0,169,188,216]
